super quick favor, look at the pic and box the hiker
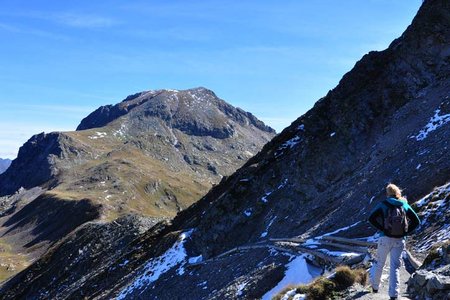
[368,183,420,300]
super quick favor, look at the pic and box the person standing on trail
[368,183,420,300]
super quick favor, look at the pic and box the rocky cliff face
[0,0,449,299]
[0,88,274,284]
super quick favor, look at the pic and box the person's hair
[386,183,402,199]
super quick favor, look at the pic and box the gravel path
[344,256,413,300]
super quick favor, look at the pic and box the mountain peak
[76,87,275,137]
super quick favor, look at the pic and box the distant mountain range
[0,1,449,299]
[0,159,11,174]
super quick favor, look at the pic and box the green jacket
[368,197,420,237]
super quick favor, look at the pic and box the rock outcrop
[408,242,450,300]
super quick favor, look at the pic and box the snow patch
[261,192,271,203]
[414,183,450,252]
[261,179,288,203]
[304,221,362,246]
[88,131,107,139]
[116,230,193,299]
[320,221,362,238]
[244,209,252,217]
[260,216,277,238]
[282,136,301,149]
[236,282,248,297]
[188,255,203,264]
[261,255,321,300]
[318,249,360,258]
[119,260,129,267]
[113,124,127,137]
[413,108,450,141]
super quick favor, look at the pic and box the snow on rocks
[260,179,288,203]
[318,249,360,259]
[119,260,129,267]
[303,221,363,252]
[412,108,450,141]
[318,221,362,239]
[281,136,301,150]
[188,255,203,264]
[235,281,248,297]
[275,125,304,157]
[261,255,321,300]
[414,183,450,252]
[260,216,277,238]
[281,289,306,300]
[88,131,107,139]
[113,124,127,137]
[116,230,193,299]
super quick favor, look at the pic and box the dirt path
[344,256,413,300]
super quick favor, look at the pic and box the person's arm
[368,206,384,231]
[406,206,420,233]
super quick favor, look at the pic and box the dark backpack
[383,201,409,237]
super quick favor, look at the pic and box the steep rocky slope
[407,183,450,300]
[0,0,449,299]
[0,88,274,284]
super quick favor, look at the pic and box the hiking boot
[390,297,397,300]
[371,287,378,293]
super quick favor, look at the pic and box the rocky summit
[0,87,274,283]
[1,1,449,299]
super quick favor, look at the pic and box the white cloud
[6,103,94,114]
[53,13,116,28]
[0,11,117,30]
[0,21,71,41]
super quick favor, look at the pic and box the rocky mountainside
[0,0,449,299]
[0,159,11,175]
[0,88,274,284]
[0,88,275,216]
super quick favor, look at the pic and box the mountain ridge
[77,87,275,136]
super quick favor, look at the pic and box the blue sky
[0,0,422,159]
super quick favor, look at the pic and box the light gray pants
[370,236,405,298]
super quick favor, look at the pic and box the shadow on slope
[1,193,102,249]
